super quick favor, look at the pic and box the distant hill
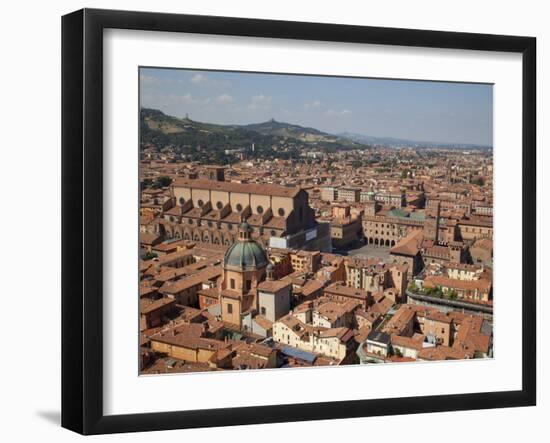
[140,108,367,163]
[242,119,325,140]
[338,131,492,150]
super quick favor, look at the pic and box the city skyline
[139,66,494,375]
[140,67,493,146]
[139,148,494,373]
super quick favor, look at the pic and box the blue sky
[140,67,493,146]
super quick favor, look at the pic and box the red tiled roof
[172,178,302,198]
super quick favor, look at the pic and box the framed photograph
[61,8,536,435]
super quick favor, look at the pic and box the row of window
[178,197,287,217]
[168,232,232,245]
[462,226,491,233]
[228,278,253,291]
[171,217,279,237]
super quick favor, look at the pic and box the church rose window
[257,205,264,214]
[278,208,285,216]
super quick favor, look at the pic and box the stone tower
[423,199,441,243]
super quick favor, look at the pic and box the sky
[140,67,493,146]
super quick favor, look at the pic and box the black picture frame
[62,8,536,435]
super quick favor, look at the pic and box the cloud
[324,109,352,116]
[140,74,175,86]
[140,75,156,84]
[189,73,232,89]
[305,100,322,109]
[251,94,272,104]
[164,93,197,104]
[248,94,272,110]
[190,73,208,83]
[146,93,234,107]
[216,94,234,103]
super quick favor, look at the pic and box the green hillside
[140,108,368,163]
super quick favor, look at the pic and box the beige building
[330,216,363,249]
[257,269,292,322]
[159,267,222,307]
[320,186,338,202]
[312,300,359,329]
[362,211,423,247]
[289,250,321,273]
[446,263,485,281]
[140,297,176,331]
[338,187,360,203]
[272,314,355,361]
[423,274,492,303]
[344,257,408,300]
[422,312,453,346]
[457,217,493,241]
[149,323,229,364]
[374,191,406,207]
[160,176,330,251]
[323,282,372,309]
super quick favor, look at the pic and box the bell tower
[423,199,441,243]
[220,222,269,328]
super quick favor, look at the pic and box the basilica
[149,169,331,252]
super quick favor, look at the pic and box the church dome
[224,240,268,269]
[223,221,268,269]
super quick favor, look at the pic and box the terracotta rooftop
[257,278,292,293]
[424,275,492,292]
[140,297,176,315]
[253,315,274,330]
[172,178,302,198]
[160,266,222,295]
[324,282,372,300]
[390,229,423,256]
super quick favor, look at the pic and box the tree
[141,178,153,190]
[408,281,419,293]
[153,176,172,188]
[471,176,485,186]
[143,251,158,260]
[448,289,458,300]
[424,285,444,298]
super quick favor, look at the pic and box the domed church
[224,222,269,271]
[220,222,269,328]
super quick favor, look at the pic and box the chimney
[266,262,275,281]
[207,166,225,182]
